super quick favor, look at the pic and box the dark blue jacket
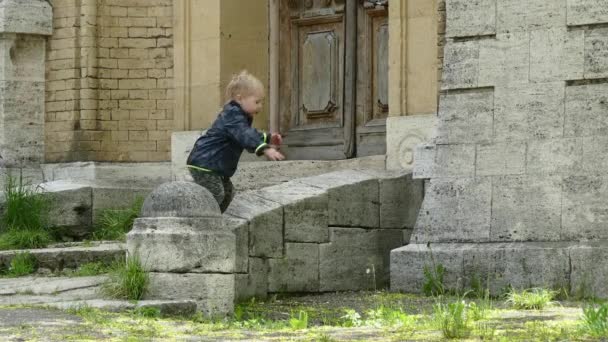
[187,101,269,177]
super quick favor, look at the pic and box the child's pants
[189,169,234,213]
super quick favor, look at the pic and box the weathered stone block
[0,0,52,35]
[128,217,235,273]
[476,142,526,176]
[565,82,608,137]
[364,170,423,229]
[494,83,565,141]
[570,244,608,299]
[446,0,496,38]
[235,257,268,301]
[562,175,608,240]
[225,191,284,258]
[582,136,608,174]
[392,243,571,295]
[412,144,436,179]
[147,273,235,316]
[530,28,584,83]
[441,41,480,90]
[255,182,328,243]
[434,144,476,178]
[497,0,565,33]
[268,243,319,293]
[462,243,570,294]
[390,243,466,294]
[413,177,491,242]
[436,89,494,144]
[567,0,608,26]
[140,181,221,219]
[584,27,608,79]
[224,216,249,273]
[526,139,583,175]
[386,115,437,171]
[0,81,45,166]
[320,228,403,291]
[298,170,379,228]
[479,32,529,86]
[0,36,47,82]
[490,176,562,242]
[39,181,92,239]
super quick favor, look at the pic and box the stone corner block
[0,0,53,35]
[223,215,249,273]
[147,273,235,316]
[255,181,329,243]
[127,217,235,273]
[225,191,284,258]
[386,115,438,171]
[298,170,379,228]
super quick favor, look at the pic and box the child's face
[236,90,264,117]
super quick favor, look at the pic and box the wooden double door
[279,0,389,159]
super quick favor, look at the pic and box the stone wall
[225,169,423,300]
[392,0,608,297]
[45,0,173,163]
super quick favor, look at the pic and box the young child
[187,71,284,212]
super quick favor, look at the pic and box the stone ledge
[391,242,608,298]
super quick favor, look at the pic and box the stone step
[0,241,125,272]
[0,275,196,316]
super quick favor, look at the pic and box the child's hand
[264,147,285,161]
[270,133,283,146]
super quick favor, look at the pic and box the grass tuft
[581,303,608,337]
[93,197,143,241]
[0,173,53,250]
[505,288,557,310]
[102,254,149,300]
[5,252,36,277]
[1,173,50,233]
[433,298,472,339]
[0,228,52,250]
[288,310,308,330]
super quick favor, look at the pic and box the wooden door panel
[279,0,350,160]
[356,1,388,157]
[294,16,343,128]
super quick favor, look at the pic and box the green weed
[72,262,111,276]
[101,254,149,300]
[505,288,557,310]
[93,197,143,241]
[5,252,36,277]
[423,264,445,297]
[365,305,414,328]
[133,307,161,319]
[433,298,472,339]
[581,303,608,337]
[288,310,308,330]
[0,228,52,250]
[340,309,362,327]
[1,173,51,232]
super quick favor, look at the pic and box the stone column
[0,0,52,180]
[127,181,237,316]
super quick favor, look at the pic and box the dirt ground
[0,291,595,341]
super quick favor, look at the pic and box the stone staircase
[0,241,125,272]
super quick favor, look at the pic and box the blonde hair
[225,70,264,102]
